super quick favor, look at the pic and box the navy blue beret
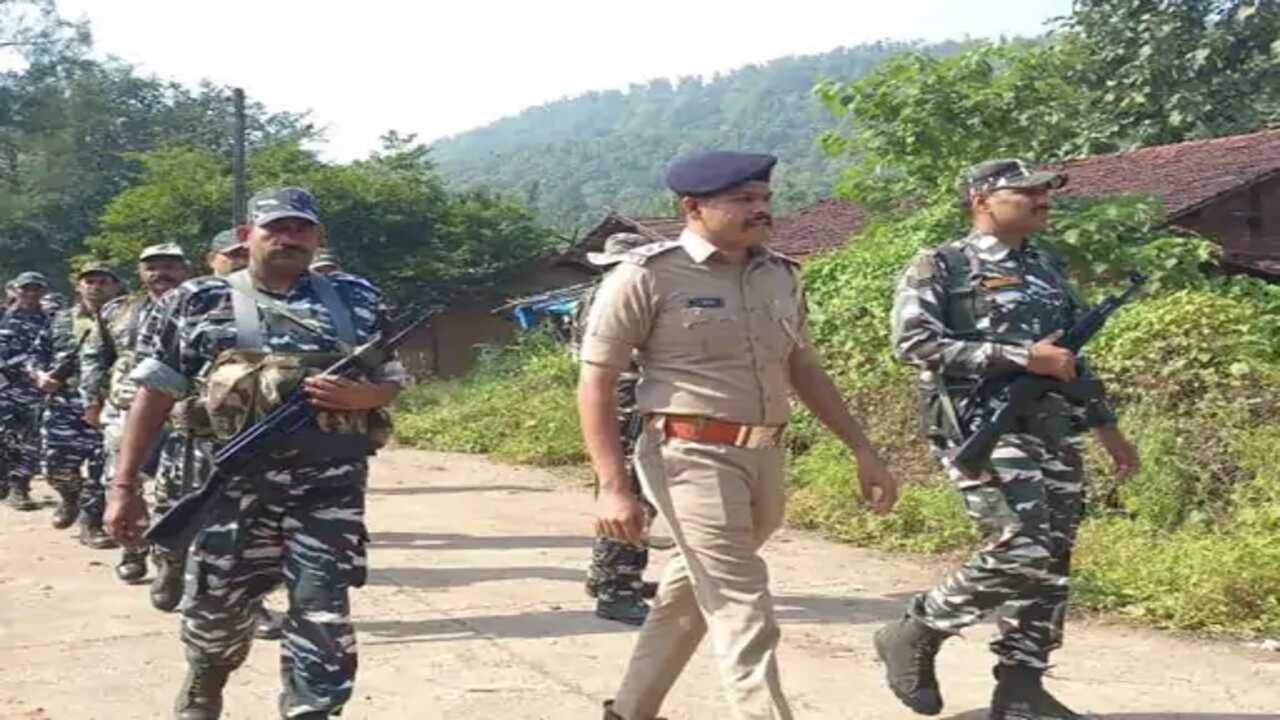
[665,151,778,196]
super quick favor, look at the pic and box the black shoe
[873,615,950,716]
[252,603,285,641]
[639,581,658,599]
[595,596,650,626]
[116,546,149,584]
[51,490,80,529]
[7,484,36,511]
[78,516,119,549]
[150,550,186,612]
[990,665,1089,720]
[174,663,231,720]
[603,700,665,720]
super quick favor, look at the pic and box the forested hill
[429,40,972,232]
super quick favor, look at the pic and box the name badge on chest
[980,275,1023,290]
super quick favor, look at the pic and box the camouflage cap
[959,158,1067,196]
[14,271,48,288]
[76,261,122,281]
[248,186,321,226]
[209,229,241,254]
[586,233,651,266]
[139,242,188,262]
[309,249,340,270]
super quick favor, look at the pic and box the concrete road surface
[2,449,1276,719]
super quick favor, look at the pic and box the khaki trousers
[612,421,792,720]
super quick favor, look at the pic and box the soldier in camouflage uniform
[0,272,52,511]
[105,187,407,720]
[578,233,660,626]
[33,263,122,531]
[876,159,1141,720]
[81,243,191,582]
[150,229,285,641]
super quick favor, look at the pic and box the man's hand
[1094,423,1140,481]
[303,375,399,411]
[855,450,899,514]
[1027,330,1077,382]
[594,488,648,546]
[33,371,62,394]
[84,403,103,427]
[104,483,150,546]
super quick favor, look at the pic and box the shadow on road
[359,609,633,644]
[369,531,589,551]
[368,483,553,496]
[369,565,584,589]
[942,707,1280,712]
[773,592,915,625]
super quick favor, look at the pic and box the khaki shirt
[580,229,819,426]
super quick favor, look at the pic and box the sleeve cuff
[579,336,634,370]
[129,357,190,399]
[993,341,1032,369]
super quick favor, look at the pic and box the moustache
[745,216,773,228]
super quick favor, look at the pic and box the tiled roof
[1055,129,1280,218]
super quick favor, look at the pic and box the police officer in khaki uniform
[580,151,900,720]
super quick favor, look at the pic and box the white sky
[57,0,1072,161]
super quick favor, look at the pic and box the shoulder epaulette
[617,240,683,266]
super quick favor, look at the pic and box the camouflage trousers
[81,404,166,521]
[155,431,214,514]
[41,390,100,495]
[913,432,1086,669]
[181,461,368,718]
[0,399,42,490]
[586,423,653,602]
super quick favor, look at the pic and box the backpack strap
[226,270,358,351]
[934,243,983,340]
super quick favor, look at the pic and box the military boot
[78,513,119,549]
[873,615,951,716]
[602,700,665,720]
[595,595,650,626]
[173,663,232,720]
[116,545,149,584]
[639,580,658,599]
[6,482,36,511]
[150,548,186,612]
[47,474,82,529]
[989,665,1090,720]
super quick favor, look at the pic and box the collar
[679,228,719,264]
[968,232,1032,262]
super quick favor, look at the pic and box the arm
[579,362,629,495]
[78,307,111,418]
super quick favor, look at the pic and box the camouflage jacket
[890,232,1115,434]
[0,307,48,405]
[36,303,97,382]
[130,271,408,402]
[79,294,160,409]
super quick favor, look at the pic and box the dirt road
[1,449,1276,719]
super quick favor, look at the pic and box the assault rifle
[145,312,433,553]
[951,272,1148,478]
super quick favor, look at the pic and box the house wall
[399,263,597,378]
[1175,174,1280,261]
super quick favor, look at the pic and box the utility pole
[231,87,247,225]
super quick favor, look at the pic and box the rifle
[951,272,1147,478]
[145,311,433,553]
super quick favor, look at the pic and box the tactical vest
[194,271,390,467]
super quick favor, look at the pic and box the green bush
[394,334,583,466]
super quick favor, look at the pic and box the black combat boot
[6,482,36,511]
[115,545,149,583]
[639,581,658,599]
[603,700,665,720]
[989,665,1089,720]
[873,615,951,716]
[150,548,186,612]
[78,513,119,549]
[174,663,232,720]
[252,601,286,641]
[596,595,650,626]
[48,475,82,529]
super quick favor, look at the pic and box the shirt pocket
[760,299,802,360]
[679,307,740,357]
